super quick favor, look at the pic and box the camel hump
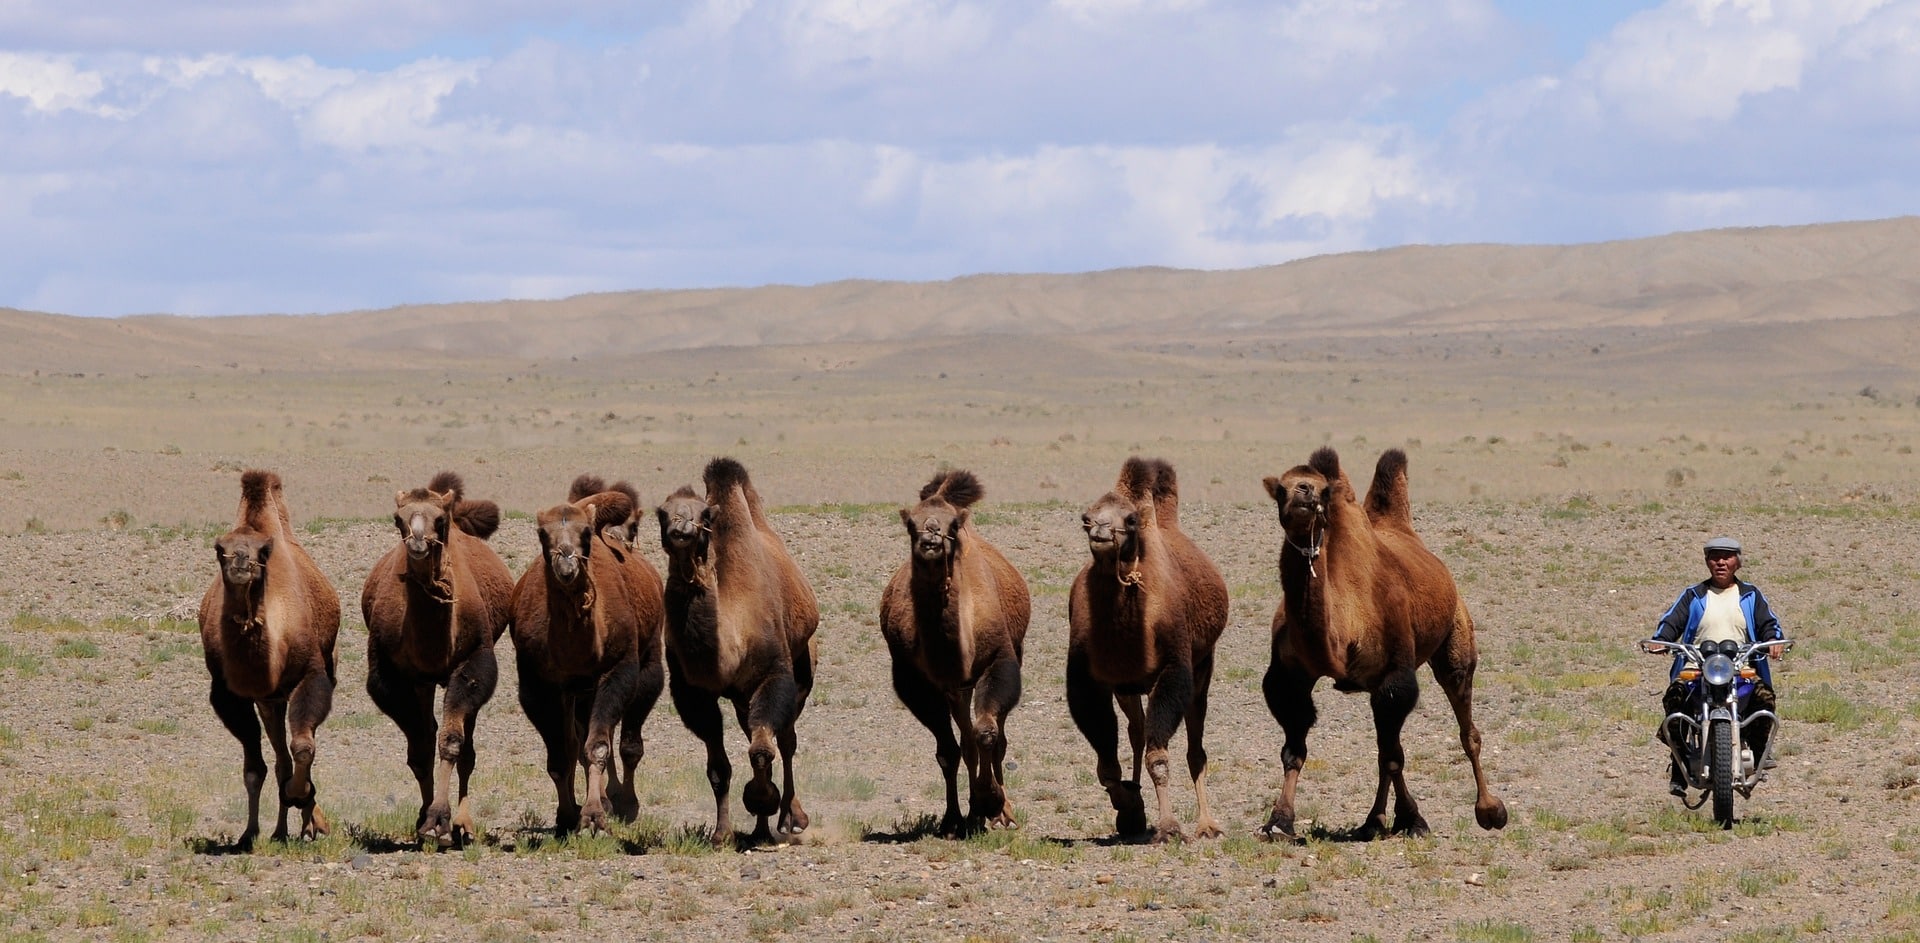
[1308,447,1342,480]
[453,499,502,539]
[1365,449,1413,528]
[427,471,465,501]
[567,473,608,503]
[1115,456,1179,527]
[238,469,285,534]
[576,489,635,529]
[703,456,766,524]
[920,469,983,508]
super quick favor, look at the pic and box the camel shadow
[857,813,1090,852]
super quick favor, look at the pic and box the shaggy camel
[510,475,666,834]
[656,458,819,845]
[1067,457,1229,842]
[361,471,514,847]
[1260,448,1507,840]
[879,470,1031,836]
[199,470,341,850]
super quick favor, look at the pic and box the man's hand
[1768,643,1785,661]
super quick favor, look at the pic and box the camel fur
[198,470,341,850]
[656,457,820,846]
[879,469,1031,836]
[1067,457,1230,842]
[510,474,666,834]
[1259,447,1508,841]
[361,471,514,847]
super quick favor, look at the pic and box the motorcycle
[1639,636,1792,828]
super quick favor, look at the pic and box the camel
[510,474,666,834]
[1067,457,1229,843]
[1259,447,1508,841]
[655,457,819,845]
[361,471,515,848]
[879,469,1031,836]
[198,470,341,850]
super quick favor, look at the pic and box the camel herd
[199,451,1507,851]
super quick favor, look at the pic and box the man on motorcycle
[1648,536,1786,796]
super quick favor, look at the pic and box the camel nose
[550,551,582,582]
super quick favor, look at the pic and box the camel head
[1265,447,1344,546]
[656,486,712,559]
[536,502,597,587]
[215,528,274,588]
[902,500,967,562]
[1081,492,1141,561]
[394,487,456,563]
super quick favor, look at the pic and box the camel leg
[1359,668,1425,840]
[520,673,582,835]
[738,671,801,842]
[1184,652,1222,839]
[1066,647,1145,837]
[1118,694,1147,784]
[1432,621,1508,830]
[1260,657,1318,842]
[610,651,665,823]
[581,659,642,835]
[367,654,439,835]
[670,664,734,847]
[1141,659,1194,843]
[437,646,497,845]
[283,666,334,841]
[970,655,1022,830]
[207,674,267,852]
[779,634,815,837]
[892,660,965,836]
[258,702,296,844]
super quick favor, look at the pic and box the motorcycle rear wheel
[1709,718,1736,828]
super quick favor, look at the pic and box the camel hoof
[301,806,330,842]
[937,812,968,839]
[987,811,1018,831]
[1192,818,1223,840]
[1151,818,1185,844]
[1476,798,1509,831]
[1260,810,1300,843]
[582,809,609,836]
[1392,819,1430,838]
[1114,806,1150,837]
[779,800,809,835]
[609,790,640,824]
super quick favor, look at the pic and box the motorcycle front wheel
[1709,717,1736,828]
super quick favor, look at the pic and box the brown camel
[1067,457,1229,843]
[1260,447,1507,841]
[361,471,514,847]
[510,474,666,834]
[198,470,341,851]
[879,469,1031,836]
[656,457,819,846]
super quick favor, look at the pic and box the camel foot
[1191,815,1223,840]
[985,809,1018,831]
[1151,818,1186,844]
[553,804,582,837]
[300,805,330,842]
[1107,781,1148,837]
[418,803,458,848]
[608,786,640,823]
[1391,817,1430,838]
[937,810,968,839]
[234,827,260,854]
[1351,817,1391,842]
[582,807,609,836]
[1260,808,1301,843]
[748,819,777,846]
[1475,797,1509,831]
[779,799,809,835]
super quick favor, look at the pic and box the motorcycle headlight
[1703,654,1736,686]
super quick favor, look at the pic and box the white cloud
[0,53,115,115]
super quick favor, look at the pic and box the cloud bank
[2,0,1918,315]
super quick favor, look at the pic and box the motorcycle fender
[1709,707,1732,722]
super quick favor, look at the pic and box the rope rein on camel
[1287,510,1326,579]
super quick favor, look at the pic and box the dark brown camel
[1260,447,1507,841]
[198,470,341,850]
[879,469,1031,836]
[1067,457,1229,842]
[656,457,819,846]
[361,471,514,847]
[510,474,666,834]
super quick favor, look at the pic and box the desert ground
[3,221,1920,942]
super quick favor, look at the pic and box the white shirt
[1695,584,1747,644]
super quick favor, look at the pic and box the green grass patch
[54,637,101,659]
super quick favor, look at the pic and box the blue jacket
[1651,579,1783,685]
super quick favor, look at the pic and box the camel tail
[567,473,608,504]
[453,499,502,540]
[237,469,283,533]
[427,471,465,502]
[920,469,984,509]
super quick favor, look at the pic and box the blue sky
[2,0,1915,317]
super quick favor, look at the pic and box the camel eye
[1124,514,1137,530]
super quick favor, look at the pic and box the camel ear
[395,490,409,508]
[1262,476,1283,502]
[584,503,598,527]
[899,507,915,533]
[429,488,455,507]
[953,508,969,531]
[258,536,274,561]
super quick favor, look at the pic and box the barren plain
[3,220,1920,942]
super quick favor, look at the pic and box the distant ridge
[5,217,1920,372]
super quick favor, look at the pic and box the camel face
[656,490,712,557]
[902,503,963,562]
[1080,494,1139,558]
[536,505,594,587]
[1267,469,1329,541]
[394,489,455,562]
[215,530,273,588]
